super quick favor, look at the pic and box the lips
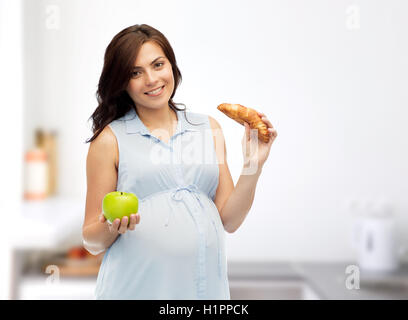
[145,85,164,95]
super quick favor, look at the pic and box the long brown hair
[86,24,195,143]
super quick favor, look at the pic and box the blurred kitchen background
[1,0,408,299]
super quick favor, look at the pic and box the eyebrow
[133,56,165,69]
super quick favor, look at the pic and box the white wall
[0,0,24,299]
[22,0,408,262]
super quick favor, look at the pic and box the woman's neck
[136,105,177,131]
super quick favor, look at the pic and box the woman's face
[126,41,175,111]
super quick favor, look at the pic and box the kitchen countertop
[227,261,408,300]
[12,196,84,249]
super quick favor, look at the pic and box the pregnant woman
[82,24,277,299]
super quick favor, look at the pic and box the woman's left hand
[242,112,277,170]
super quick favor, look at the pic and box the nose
[144,70,158,87]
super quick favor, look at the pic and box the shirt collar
[121,107,199,136]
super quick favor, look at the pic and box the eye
[131,71,141,78]
[131,62,164,78]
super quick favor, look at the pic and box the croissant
[217,103,270,143]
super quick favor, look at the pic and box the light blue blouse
[94,107,230,300]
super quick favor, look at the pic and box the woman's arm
[82,126,120,255]
[209,114,277,233]
[218,166,262,233]
[209,116,235,231]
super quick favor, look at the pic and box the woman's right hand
[99,213,140,234]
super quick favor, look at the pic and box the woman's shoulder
[90,125,117,149]
[182,109,215,125]
[108,108,137,126]
[87,125,118,167]
[106,109,136,135]
[182,110,223,134]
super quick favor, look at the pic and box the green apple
[102,191,139,224]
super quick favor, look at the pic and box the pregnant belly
[117,195,207,259]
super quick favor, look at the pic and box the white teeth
[146,86,163,95]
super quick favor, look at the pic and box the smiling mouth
[145,86,164,95]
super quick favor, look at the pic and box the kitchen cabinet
[10,196,87,299]
[227,261,408,300]
[229,279,320,300]
[227,261,322,300]
[18,275,96,300]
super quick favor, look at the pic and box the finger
[261,116,274,129]
[268,128,278,142]
[128,214,137,230]
[244,122,250,141]
[110,218,120,233]
[136,213,141,224]
[99,213,106,223]
[118,216,129,234]
[268,128,277,136]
